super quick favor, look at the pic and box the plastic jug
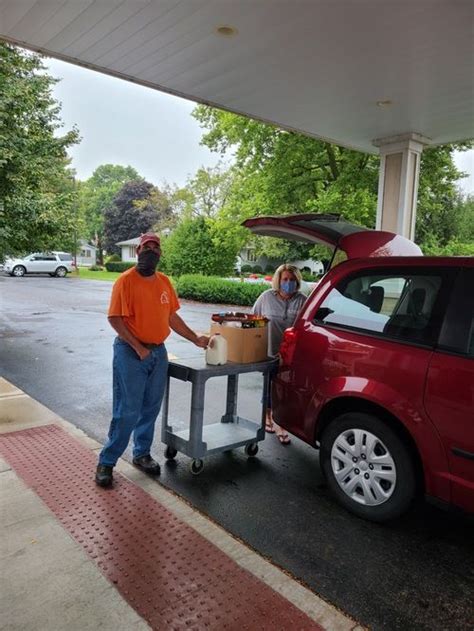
[205,334,228,365]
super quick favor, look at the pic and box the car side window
[314,270,445,346]
[438,268,474,357]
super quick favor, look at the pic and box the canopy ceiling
[1,0,473,153]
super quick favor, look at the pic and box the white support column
[373,133,430,240]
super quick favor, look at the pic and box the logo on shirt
[160,291,170,304]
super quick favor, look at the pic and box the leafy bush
[421,237,474,256]
[175,275,268,306]
[241,264,253,273]
[105,261,136,272]
[264,265,275,274]
[106,253,121,263]
[252,265,263,274]
[89,264,104,271]
[300,270,315,282]
[161,216,238,277]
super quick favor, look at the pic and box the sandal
[265,411,275,433]
[276,432,291,445]
[265,420,276,433]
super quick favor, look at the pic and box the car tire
[320,412,416,522]
[55,266,67,277]
[12,265,26,277]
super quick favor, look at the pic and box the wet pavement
[1,274,473,630]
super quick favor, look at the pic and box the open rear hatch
[242,213,422,262]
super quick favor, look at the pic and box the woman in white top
[252,264,307,444]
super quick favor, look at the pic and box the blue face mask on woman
[280,280,297,295]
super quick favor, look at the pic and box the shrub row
[174,275,268,306]
[241,264,277,274]
[105,261,136,272]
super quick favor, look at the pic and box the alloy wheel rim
[330,428,396,506]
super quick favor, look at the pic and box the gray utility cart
[161,356,278,474]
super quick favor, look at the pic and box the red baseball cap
[138,232,161,248]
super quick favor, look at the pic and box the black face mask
[136,250,160,276]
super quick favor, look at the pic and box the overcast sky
[46,57,222,188]
[46,57,474,194]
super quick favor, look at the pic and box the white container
[205,334,228,365]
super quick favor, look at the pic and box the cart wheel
[189,459,204,475]
[164,446,178,460]
[244,443,259,457]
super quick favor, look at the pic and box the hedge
[300,270,316,282]
[175,275,269,306]
[105,261,136,272]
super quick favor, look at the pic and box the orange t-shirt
[108,268,180,344]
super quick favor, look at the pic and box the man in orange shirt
[95,232,209,487]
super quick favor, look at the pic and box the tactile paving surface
[0,425,322,630]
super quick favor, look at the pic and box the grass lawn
[75,267,121,282]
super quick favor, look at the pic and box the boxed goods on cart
[210,312,269,363]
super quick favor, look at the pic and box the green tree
[193,105,473,256]
[193,105,379,260]
[160,216,237,277]
[103,180,161,255]
[78,164,140,264]
[420,192,474,255]
[0,43,79,258]
[187,164,234,217]
[134,185,174,234]
[194,106,379,215]
[457,194,474,242]
[164,163,234,220]
[415,145,473,246]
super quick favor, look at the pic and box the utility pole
[72,175,79,274]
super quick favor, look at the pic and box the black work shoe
[95,464,113,487]
[132,454,161,476]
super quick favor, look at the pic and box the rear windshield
[329,247,348,270]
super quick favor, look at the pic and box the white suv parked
[4,252,75,277]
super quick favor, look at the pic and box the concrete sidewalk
[0,377,363,631]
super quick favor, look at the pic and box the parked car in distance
[244,213,474,522]
[4,252,75,277]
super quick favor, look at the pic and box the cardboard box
[210,322,268,364]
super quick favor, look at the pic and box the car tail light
[279,327,298,366]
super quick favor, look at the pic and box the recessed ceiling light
[215,25,238,37]
[376,100,393,108]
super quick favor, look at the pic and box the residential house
[238,245,324,276]
[76,240,97,267]
[116,237,140,262]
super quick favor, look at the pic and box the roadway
[1,274,473,631]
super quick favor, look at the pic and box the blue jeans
[99,338,168,467]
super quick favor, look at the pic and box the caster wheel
[164,446,177,460]
[189,459,204,475]
[244,443,259,457]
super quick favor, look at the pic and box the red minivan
[244,214,474,522]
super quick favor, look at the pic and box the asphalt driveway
[1,274,473,630]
